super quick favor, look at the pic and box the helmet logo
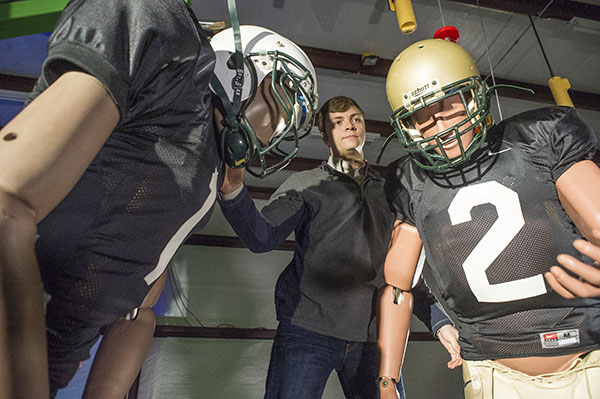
[404,78,441,109]
[411,83,431,98]
[232,72,244,89]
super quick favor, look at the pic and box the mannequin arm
[555,160,600,244]
[546,160,600,297]
[378,221,422,398]
[0,71,118,220]
[0,71,118,399]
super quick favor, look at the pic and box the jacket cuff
[219,183,245,201]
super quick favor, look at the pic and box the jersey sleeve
[549,108,598,179]
[384,156,420,226]
[503,107,597,181]
[36,0,211,124]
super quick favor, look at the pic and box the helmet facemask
[240,50,317,176]
[392,76,491,171]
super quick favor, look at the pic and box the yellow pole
[388,0,417,34]
[548,76,574,107]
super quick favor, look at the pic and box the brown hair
[315,96,364,145]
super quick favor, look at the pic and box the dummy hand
[220,165,245,195]
[437,324,462,369]
[545,230,600,299]
[378,377,400,399]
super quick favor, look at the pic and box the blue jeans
[265,320,406,399]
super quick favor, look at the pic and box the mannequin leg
[82,273,166,399]
[0,193,49,399]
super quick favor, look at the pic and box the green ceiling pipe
[0,0,191,40]
[0,0,69,39]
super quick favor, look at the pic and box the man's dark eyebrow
[332,113,362,120]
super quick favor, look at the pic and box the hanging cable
[528,14,574,106]
[437,0,446,27]
[167,264,204,326]
[166,267,192,326]
[488,0,555,74]
[528,15,555,78]
[476,0,503,120]
[171,263,204,326]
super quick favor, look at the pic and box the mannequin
[378,37,600,399]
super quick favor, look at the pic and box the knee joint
[0,191,36,231]
[392,287,411,305]
[0,190,38,253]
[123,307,156,325]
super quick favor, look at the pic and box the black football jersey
[34,0,221,328]
[386,106,600,360]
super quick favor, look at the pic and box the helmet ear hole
[226,54,237,70]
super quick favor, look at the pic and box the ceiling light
[361,53,379,67]
[568,17,600,35]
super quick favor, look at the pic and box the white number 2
[448,181,547,303]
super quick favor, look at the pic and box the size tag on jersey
[539,329,580,349]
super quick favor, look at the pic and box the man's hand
[545,230,600,299]
[220,165,245,195]
[437,324,462,369]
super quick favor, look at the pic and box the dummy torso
[386,106,600,362]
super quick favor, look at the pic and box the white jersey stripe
[144,168,218,284]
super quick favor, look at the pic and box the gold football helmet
[386,38,492,171]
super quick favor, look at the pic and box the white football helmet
[211,25,318,176]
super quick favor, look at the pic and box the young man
[0,1,318,397]
[377,37,600,399]
[219,95,460,398]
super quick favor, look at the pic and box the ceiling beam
[153,324,436,341]
[246,186,276,200]
[0,72,395,135]
[445,0,600,23]
[184,233,294,251]
[301,46,600,112]
[0,73,35,92]
[4,38,600,112]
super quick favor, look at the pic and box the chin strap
[376,132,396,164]
[210,0,252,168]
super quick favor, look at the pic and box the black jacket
[219,163,451,341]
